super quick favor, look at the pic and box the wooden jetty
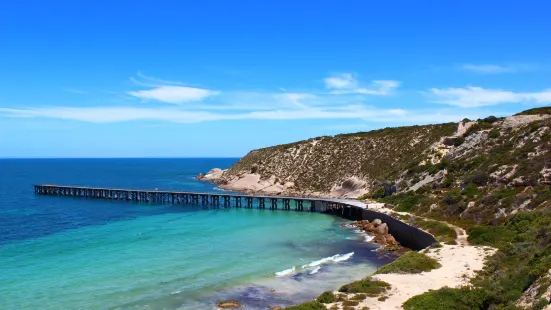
[33,184,366,216]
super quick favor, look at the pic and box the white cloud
[128,86,220,104]
[324,73,400,95]
[430,86,551,108]
[460,63,539,74]
[128,72,219,104]
[461,64,513,74]
[324,73,358,89]
[0,105,478,125]
[2,73,416,125]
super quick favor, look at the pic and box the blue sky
[1,1,550,158]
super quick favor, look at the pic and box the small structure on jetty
[33,184,365,217]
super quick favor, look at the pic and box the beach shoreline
[199,171,496,309]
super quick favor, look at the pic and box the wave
[364,235,375,242]
[275,266,296,277]
[301,252,354,268]
[308,266,321,275]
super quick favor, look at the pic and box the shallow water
[0,159,388,309]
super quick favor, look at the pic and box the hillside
[201,108,551,200]
[221,123,456,196]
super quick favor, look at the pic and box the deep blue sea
[0,159,386,309]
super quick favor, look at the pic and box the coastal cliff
[200,107,551,202]
[198,122,457,197]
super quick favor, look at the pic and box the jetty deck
[34,184,367,216]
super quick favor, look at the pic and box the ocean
[0,159,389,309]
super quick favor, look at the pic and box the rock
[329,176,368,198]
[373,219,383,225]
[217,300,244,309]
[197,168,226,181]
[375,223,389,235]
[429,203,439,211]
[511,176,527,187]
[540,168,551,184]
[457,120,476,136]
[384,234,397,245]
[494,208,507,219]
[502,114,551,128]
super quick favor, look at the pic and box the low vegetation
[284,301,327,310]
[376,251,441,274]
[316,291,337,303]
[402,286,488,310]
[515,106,551,115]
[338,277,391,296]
[403,210,551,309]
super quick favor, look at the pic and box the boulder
[384,235,397,245]
[374,223,389,235]
[372,219,383,225]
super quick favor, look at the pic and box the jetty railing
[33,184,365,216]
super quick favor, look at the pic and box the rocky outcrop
[351,219,400,250]
[329,176,368,198]
[196,168,226,181]
[502,114,551,128]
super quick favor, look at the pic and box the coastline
[199,171,496,309]
[188,215,396,310]
[291,204,497,310]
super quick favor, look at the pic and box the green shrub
[415,185,432,195]
[342,300,359,307]
[492,188,516,200]
[403,286,488,310]
[467,225,516,248]
[461,183,478,198]
[465,122,493,137]
[488,128,500,138]
[350,294,367,300]
[376,251,441,274]
[443,136,465,147]
[443,191,462,205]
[469,171,489,186]
[284,301,327,310]
[338,277,390,296]
[439,176,453,188]
[316,291,337,303]
[482,116,499,123]
[379,191,426,212]
[415,219,457,244]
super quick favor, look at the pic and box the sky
[1,0,550,158]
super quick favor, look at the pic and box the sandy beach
[325,203,497,309]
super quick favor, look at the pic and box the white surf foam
[301,252,354,268]
[275,266,296,277]
[364,235,375,242]
[308,266,321,275]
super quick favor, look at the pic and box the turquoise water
[0,159,386,309]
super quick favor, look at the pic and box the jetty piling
[33,184,366,215]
